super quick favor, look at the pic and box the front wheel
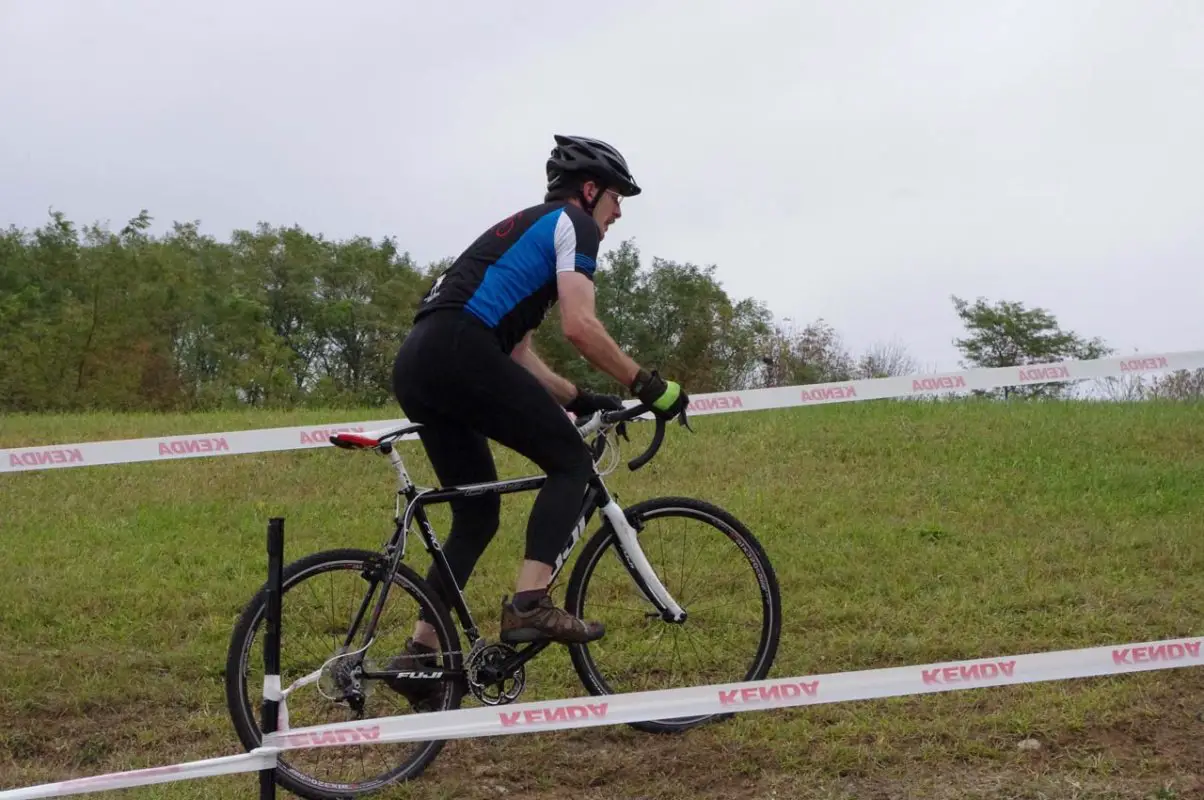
[565,496,781,734]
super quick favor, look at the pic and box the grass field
[2,399,1203,799]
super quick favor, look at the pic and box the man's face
[588,184,623,239]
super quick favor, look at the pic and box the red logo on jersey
[496,211,523,237]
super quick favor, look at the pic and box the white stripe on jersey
[553,210,577,275]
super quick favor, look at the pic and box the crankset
[466,640,528,705]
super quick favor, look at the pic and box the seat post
[386,445,414,494]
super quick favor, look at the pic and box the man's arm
[511,331,578,405]
[556,271,642,388]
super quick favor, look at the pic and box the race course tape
[4,349,1202,474]
[3,635,1200,798]
[263,635,1203,751]
[0,751,274,800]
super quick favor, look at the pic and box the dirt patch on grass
[416,723,1201,800]
[386,721,1204,800]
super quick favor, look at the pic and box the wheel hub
[318,649,367,711]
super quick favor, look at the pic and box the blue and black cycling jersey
[413,201,602,353]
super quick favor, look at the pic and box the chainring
[466,640,526,705]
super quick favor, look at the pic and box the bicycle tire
[224,547,463,800]
[565,496,781,734]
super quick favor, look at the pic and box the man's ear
[581,180,599,205]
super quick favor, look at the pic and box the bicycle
[225,401,781,800]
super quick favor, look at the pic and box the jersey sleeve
[553,206,601,280]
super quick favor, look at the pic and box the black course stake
[259,517,284,799]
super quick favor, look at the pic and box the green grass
[2,399,1203,799]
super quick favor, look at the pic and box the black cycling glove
[629,369,689,419]
[565,385,624,416]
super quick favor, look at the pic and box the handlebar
[576,402,691,471]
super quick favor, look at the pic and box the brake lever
[676,408,694,433]
[616,421,630,442]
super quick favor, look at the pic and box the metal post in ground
[259,517,284,800]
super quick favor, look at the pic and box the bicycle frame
[339,414,687,673]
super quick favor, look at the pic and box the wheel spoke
[568,500,780,733]
[226,550,464,796]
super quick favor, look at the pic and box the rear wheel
[225,548,463,799]
[565,497,781,734]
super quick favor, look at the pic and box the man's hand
[564,386,624,417]
[630,369,689,419]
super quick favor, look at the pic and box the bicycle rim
[565,497,781,733]
[225,548,463,799]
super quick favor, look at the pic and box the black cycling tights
[391,309,596,608]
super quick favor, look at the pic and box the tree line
[0,210,1198,413]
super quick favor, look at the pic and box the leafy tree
[0,209,915,412]
[310,237,428,407]
[757,318,854,388]
[532,241,772,394]
[855,339,918,379]
[950,295,1111,399]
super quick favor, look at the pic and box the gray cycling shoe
[499,594,605,644]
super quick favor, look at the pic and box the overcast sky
[3,0,1202,373]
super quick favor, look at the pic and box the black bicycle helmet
[546,134,642,200]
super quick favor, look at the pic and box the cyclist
[386,134,689,708]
